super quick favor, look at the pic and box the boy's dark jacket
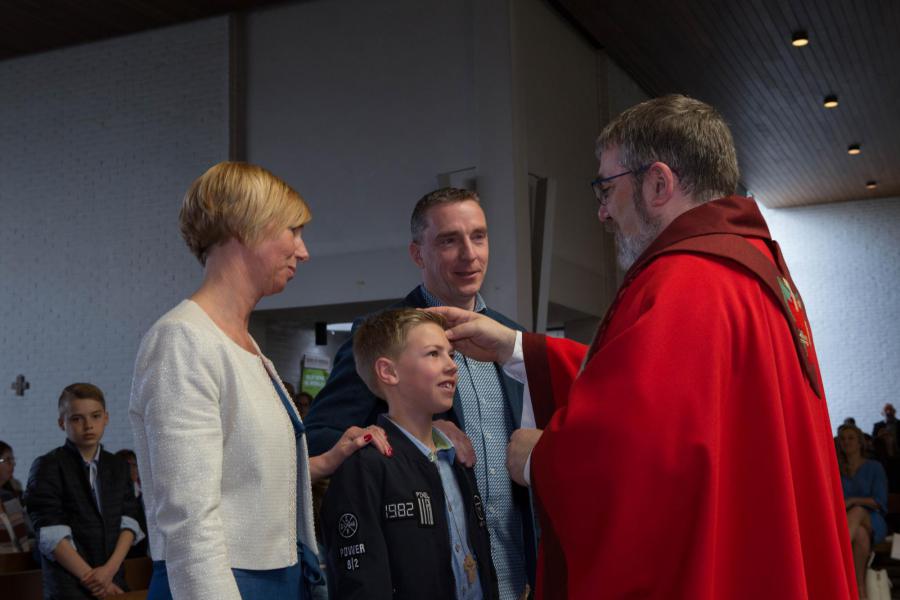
[25,440,141,599]
[306,286,538,584]
[323,415,500,599]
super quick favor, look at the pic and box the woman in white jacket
[130,162,390,600]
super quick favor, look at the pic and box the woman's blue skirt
[147,560,306,600]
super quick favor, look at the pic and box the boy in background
[26,383,144,599]
[323,309,498,600]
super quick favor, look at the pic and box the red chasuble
[525,197,855,599]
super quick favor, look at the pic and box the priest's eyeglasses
[591,165,650,206]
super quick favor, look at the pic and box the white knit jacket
[130,300,316,600]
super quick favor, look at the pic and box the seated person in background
[1,440,25,500]
[295,391,314,420]
[26,383,144,599]
[1,440,35,554]
[115,449,148,559]
[872,403,898,454]
[837,423,888,600]
[113,450,142,504]
[872,403,900,492]
[844,417,875,454]
[284,382,315,420]
[323,309,498,600]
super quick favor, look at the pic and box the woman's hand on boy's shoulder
[310,425,392,482]
[338,425,392,460]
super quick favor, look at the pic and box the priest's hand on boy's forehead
[425,306,516,365]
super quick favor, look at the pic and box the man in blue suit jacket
[306,188,536,600]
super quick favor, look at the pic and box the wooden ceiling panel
[0,0,285,59]
[553,0,900,207]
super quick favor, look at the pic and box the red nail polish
[364,434,372,442]
[387,447,393,456]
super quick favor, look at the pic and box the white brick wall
[760,197,900,434]
[0,17,229,477]
[244,0,480,313]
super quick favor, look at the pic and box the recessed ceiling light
[847,144,861,155]
[866,181,878,190]
[792,31,809,47]
[823,95,839,108]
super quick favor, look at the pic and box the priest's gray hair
[596,94,740,204]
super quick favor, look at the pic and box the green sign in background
[300,367,329,397]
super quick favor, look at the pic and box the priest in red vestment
[431,95,856,599]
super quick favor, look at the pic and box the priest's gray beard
[611,188,664,271]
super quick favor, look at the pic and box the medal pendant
[464,553,477,584]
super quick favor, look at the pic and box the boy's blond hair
[353,308,448,396]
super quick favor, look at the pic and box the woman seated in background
[837,423,889,599]
[0,440,35,554]
[130,162,391,600]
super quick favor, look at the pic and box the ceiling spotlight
[847,144,861,155]
[866,181,878,190]
[792,31,809,47]
[823,95,839,108]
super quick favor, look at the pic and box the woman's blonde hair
[179,161,311,265]
[836,424,867,476]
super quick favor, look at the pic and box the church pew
[0,554,150,600]
[0,550,39,573]
[0,568,42,600]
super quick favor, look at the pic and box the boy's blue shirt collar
[384,416,456,464]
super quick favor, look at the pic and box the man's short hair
[58,382,106,417]
[180,161,311,265]
[596,94,739,204]
[410,187,479,243]
[353,308,448,396]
